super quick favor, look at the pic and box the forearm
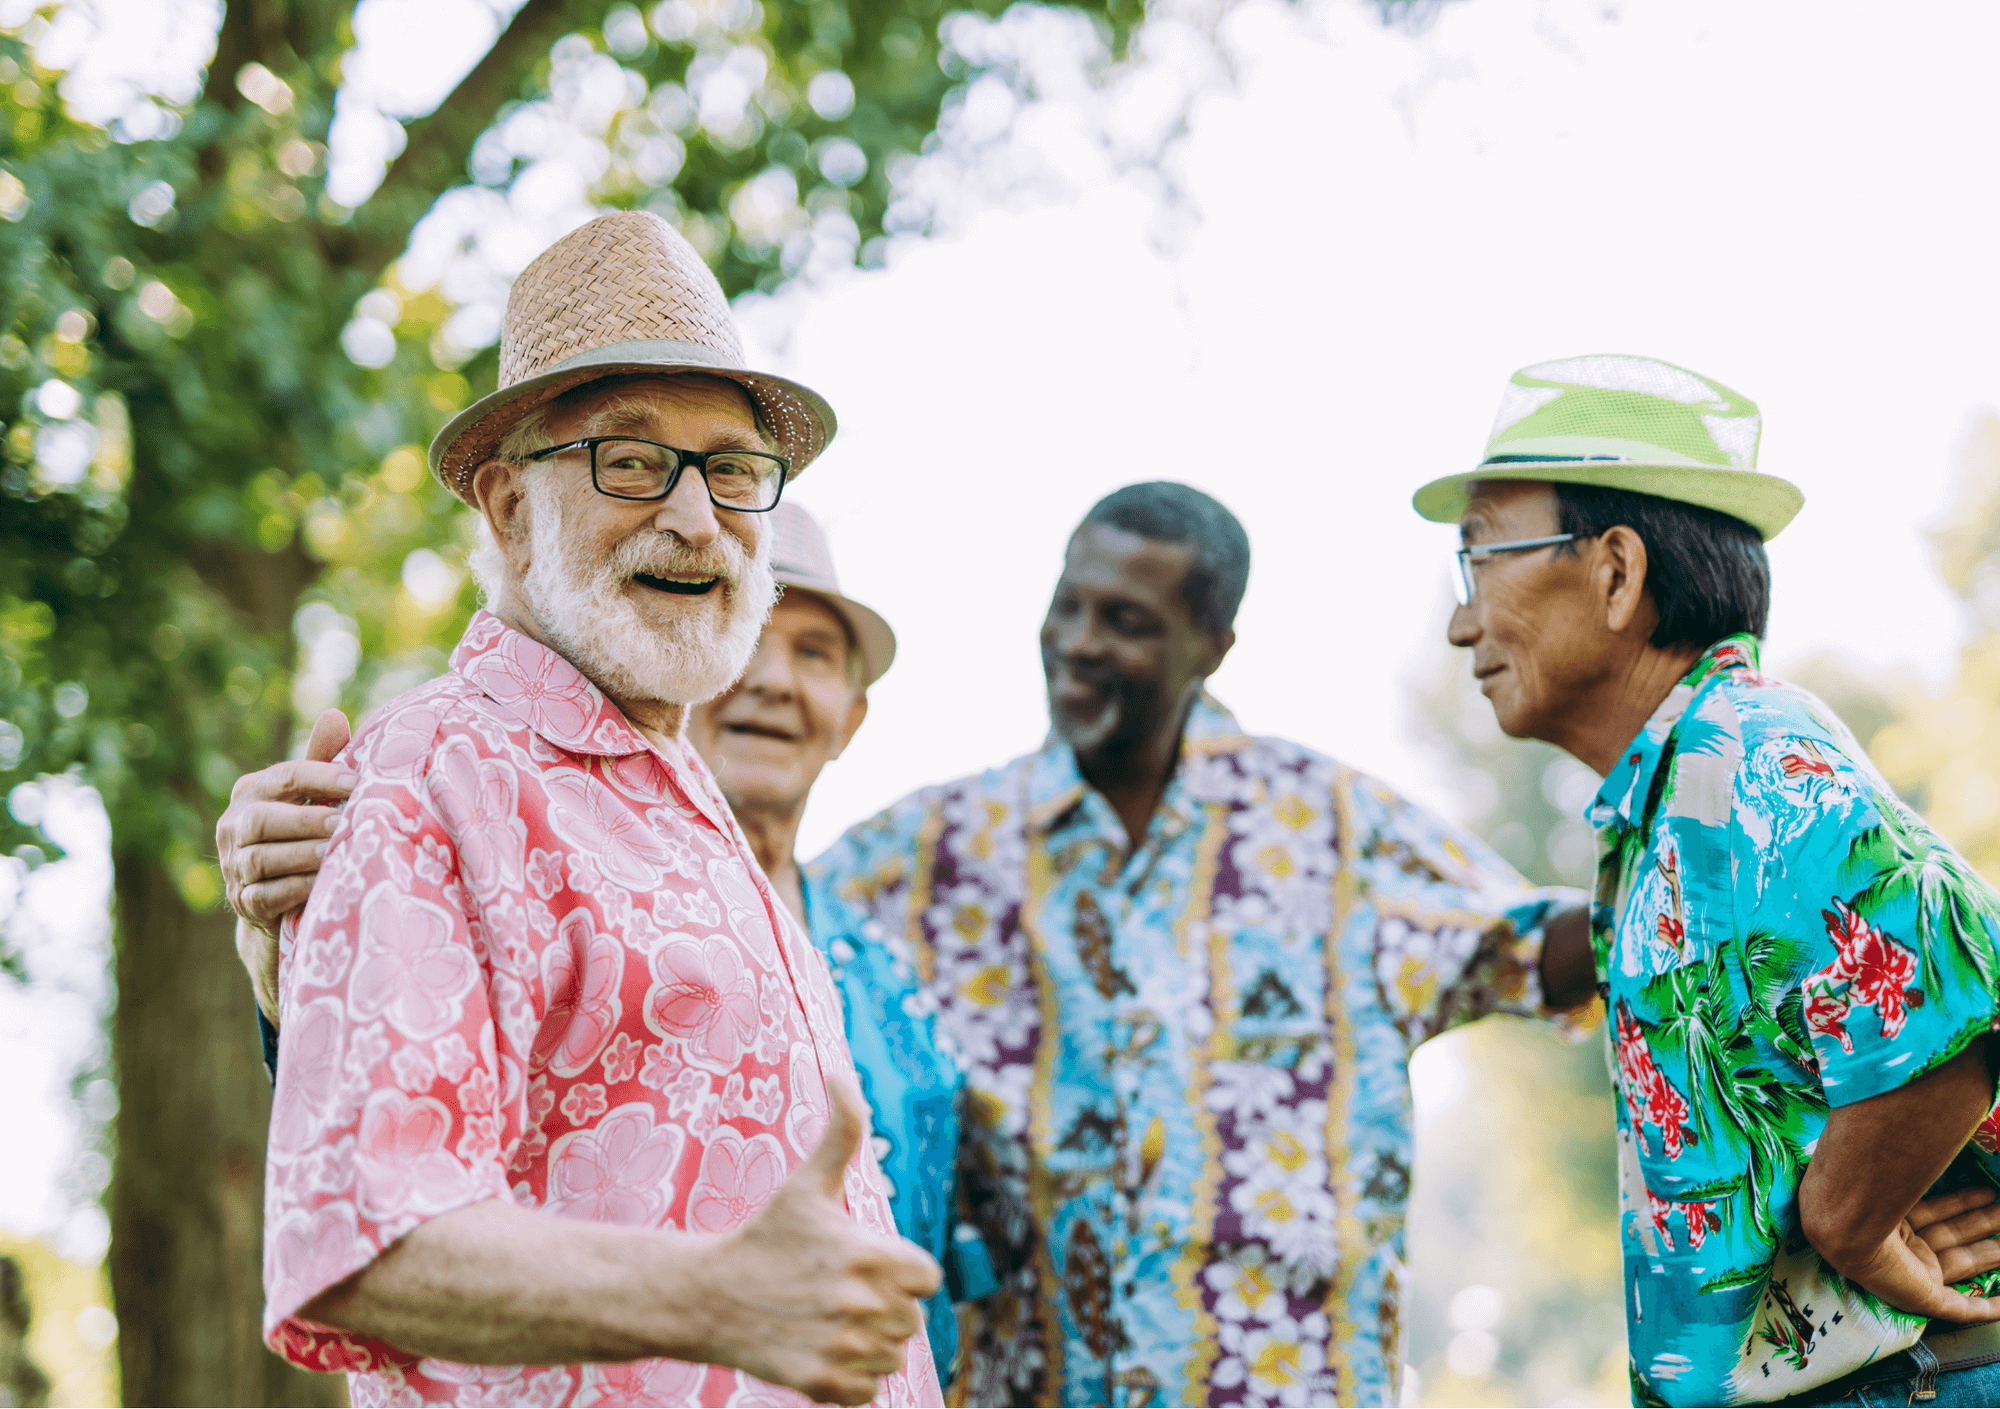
[237,916,281,1024]
[1800,1037,1994,1273]
[1538,903,1597,1011]
[301,1199,724,1365]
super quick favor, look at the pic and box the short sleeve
[1346,770,1591,1047]
[261,761,515,1371]
[1736,736,2000,1108]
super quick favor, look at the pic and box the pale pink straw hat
[768,501,896,687]
[428,210,836,504]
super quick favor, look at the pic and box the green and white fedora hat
[1412,354,1804,540]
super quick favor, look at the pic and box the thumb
[305,709,352,764]
[797,1076,869,1200]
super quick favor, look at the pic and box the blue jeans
[1772,1340,2000,1406]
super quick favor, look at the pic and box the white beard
[519,480,776,706]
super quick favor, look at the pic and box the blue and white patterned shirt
[809,694,1574,1407]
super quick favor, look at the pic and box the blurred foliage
[1863,414,2000,871]
[0,0,1164,943]
[0,1236,115,1409]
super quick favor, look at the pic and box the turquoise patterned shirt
[800,874,996,1376]
[810,694,1572,1407]
[1589,635,2000,1406]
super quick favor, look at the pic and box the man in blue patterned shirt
[1417,354,2000,1406]
[811,481,1597,1406]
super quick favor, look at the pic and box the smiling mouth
[633,572,718,596]
[723,722,795,742]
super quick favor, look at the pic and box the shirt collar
[449,610,734,832]
[1025,689,1253,839]
[1586,633,1761,831]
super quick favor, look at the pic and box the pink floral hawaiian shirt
[263,610,941,1409]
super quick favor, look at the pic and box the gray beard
[519,481,776,707]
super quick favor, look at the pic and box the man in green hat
[1418,354,2000,1406]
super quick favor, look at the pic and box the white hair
[467,405,558,604]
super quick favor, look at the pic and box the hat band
[1481,453,1628,465]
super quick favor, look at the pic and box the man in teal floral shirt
[1419,355,2000,1406]
[812,482,1593,1406]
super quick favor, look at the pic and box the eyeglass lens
[594,439,784,508]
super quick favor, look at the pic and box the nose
[1047,608,1108,665]
[1446,598,1480,649]
[737,633,794,699]
[649,463,722,547]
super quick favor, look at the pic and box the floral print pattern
[263,612,938,1408]
[812,694,1568,1407]
[1587,635,2000,1406]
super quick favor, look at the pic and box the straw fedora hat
[1413,354,1805,540]
[769,501,895,687]
[428,210,836,503]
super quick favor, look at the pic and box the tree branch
[331,0,603,276]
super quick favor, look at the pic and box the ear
[1597,526,1655,637]
[471,459,535,574]
[827,690,870,762]
[1192,627,1237,680]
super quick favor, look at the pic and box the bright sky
[769,0,2000,853]
[7,0,2000,1261]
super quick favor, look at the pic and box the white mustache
[607,532,744,590]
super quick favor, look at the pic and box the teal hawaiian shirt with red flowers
[1590,634,2000,1407]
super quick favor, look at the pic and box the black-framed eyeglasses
[527,437,790,512]
[1453,533,1578,605]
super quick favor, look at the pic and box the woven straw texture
[432,211,831,496]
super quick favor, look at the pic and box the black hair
[1079,481,1251,635]
[1553,484,1770,650]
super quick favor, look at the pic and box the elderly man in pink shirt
[261,212,942,1408]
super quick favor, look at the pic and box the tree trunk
[109,861,345,1408]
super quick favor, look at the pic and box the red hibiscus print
[1616,1002,1693,1160]
[1645,1185,1721,1252]
[1803,987,1851,1054]
[1780,749,1835,782]
[1680,1198,1721,1250]
[1806,899,1920,1052]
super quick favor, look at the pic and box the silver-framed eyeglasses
[527,437,790,512]
[1453,533,1577,605]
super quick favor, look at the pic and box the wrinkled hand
[216,709,353,938]
[1841,1186,2000,1323]
[692,1079,941,1406]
